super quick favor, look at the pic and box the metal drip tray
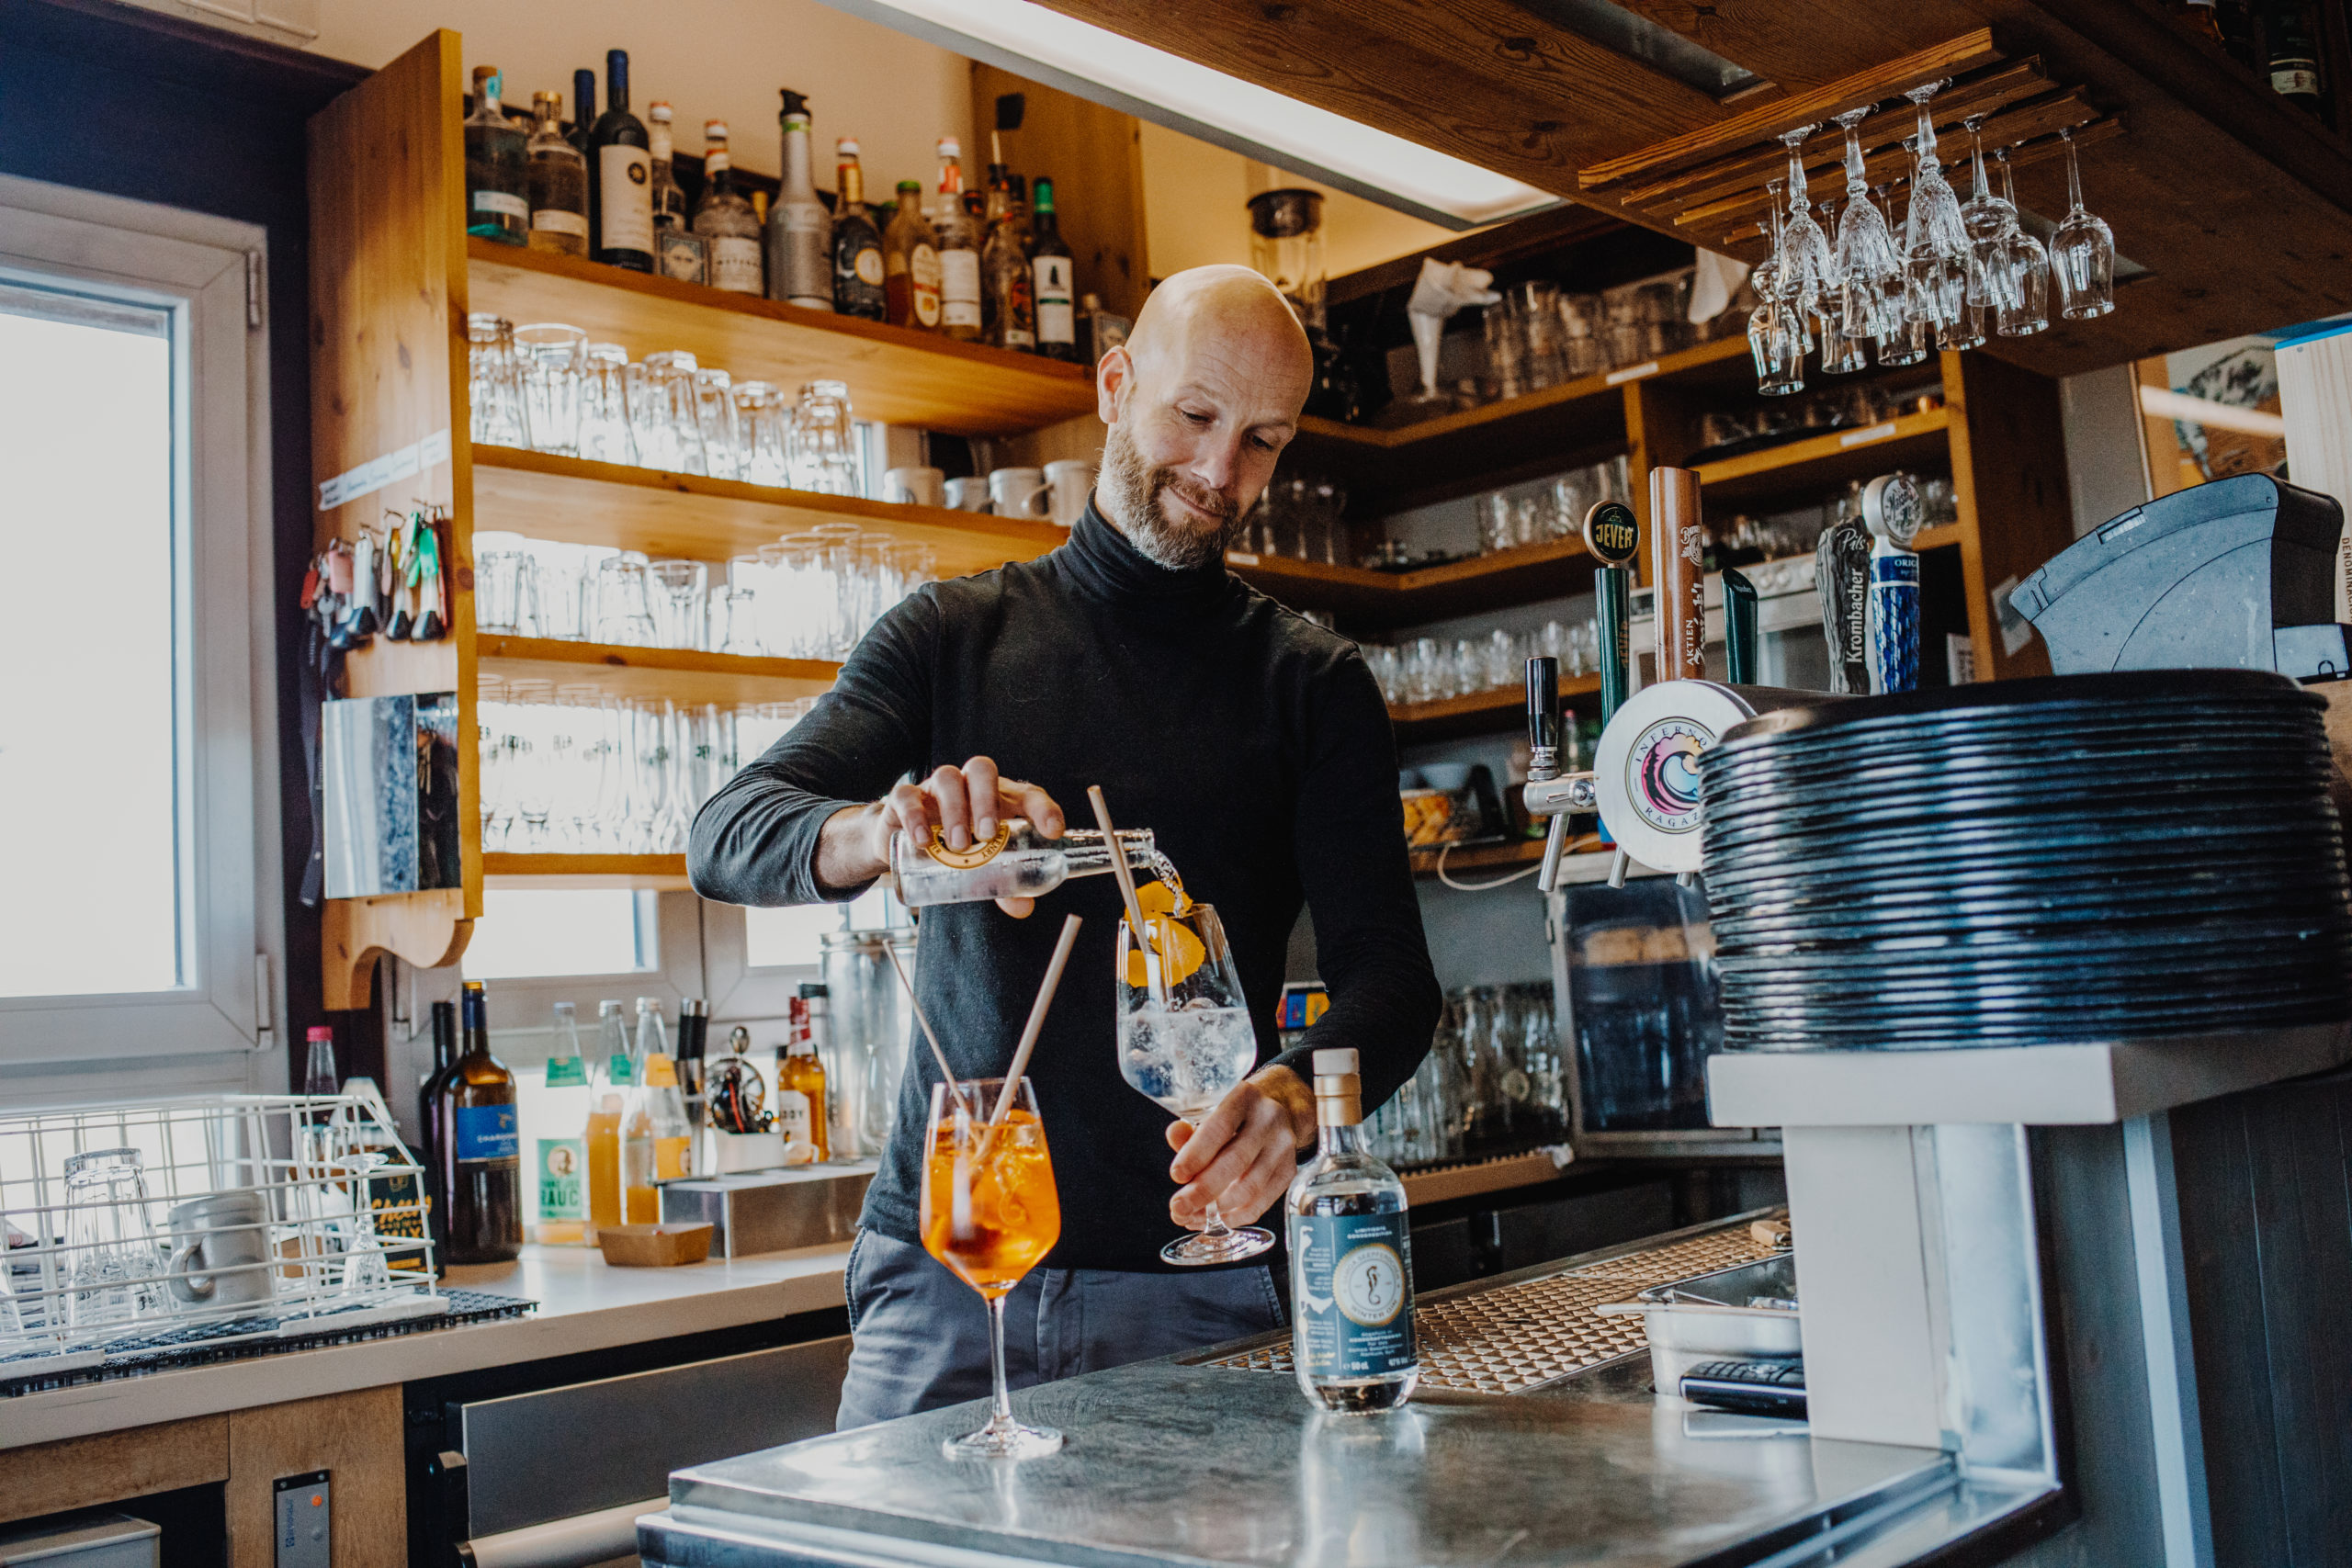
[1201,1220,1785,1395]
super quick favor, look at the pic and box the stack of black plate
[1699,670,2352,1051]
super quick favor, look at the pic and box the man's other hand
[1164,1065,1317,1229]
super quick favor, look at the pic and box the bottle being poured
[889,818,1174,908]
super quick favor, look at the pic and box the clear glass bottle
[981,165,1035,351]
[535,1003,591,1245]
[767,89,832,310]
[1288,1047,1417,1413]
[585,999,632,1243]
[647,102,686,233]
[884,177,942,330]
[695,119,765,294]
[830,138,887,320]
[931,137,983,341]
[525,90,589,256]
[889,820,1161,908]
[465,67,529,246]
[621,998,689,1221]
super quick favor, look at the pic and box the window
[0,175,277,1066]
[463,890,658,980]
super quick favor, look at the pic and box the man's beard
[1098,422,1240,571]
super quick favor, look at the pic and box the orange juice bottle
[585,1000,631,1243]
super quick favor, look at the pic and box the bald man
[689,265,1442,1428]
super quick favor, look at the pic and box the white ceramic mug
[1044,459,1095,526]
[944,477,991,512]
[881,466,946,508]
[987,467,1051,520]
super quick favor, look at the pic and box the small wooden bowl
[596,1222,715,1268]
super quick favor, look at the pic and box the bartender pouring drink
[688,265,1441,1427]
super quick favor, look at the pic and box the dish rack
[0,1093,443,1378]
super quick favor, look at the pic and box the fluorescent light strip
[811,0,1559,228]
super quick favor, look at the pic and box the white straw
[1087,784,1167,1005]
[989,915,1081,1127]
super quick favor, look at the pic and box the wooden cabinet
[307,33,1100,1007]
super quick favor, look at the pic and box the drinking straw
[989,914,1082,1132]
[883,940,962,1095]
[1087,785,1166,1004]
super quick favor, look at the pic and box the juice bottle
[585,999,632,1243]
[534,1001,591,1246]
[624,1051,693,1221]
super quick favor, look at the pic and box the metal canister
[820,928,918,1157]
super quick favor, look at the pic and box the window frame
[0,173,281,1066]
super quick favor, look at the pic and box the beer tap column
[1583,498,1642,889]
[1521,656,1594,892]
[1863,472,1925,694]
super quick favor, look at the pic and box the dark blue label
[455,1104,518,1163]
[1293,1212,1415,1380]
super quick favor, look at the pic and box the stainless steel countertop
[650,1359,1964,1568]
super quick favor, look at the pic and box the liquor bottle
[647,102,686,232]
[695,120,765,294]
[2220,0,2259,66]
[1288,1047,1417,1412]
[570,68,596,159]
[890,820,1161,907]
[2266,2,2325,111]
[830,139,887,320]
[589,49,653,273]
[525,91,589,257]
[1030,176,1078,361]
[418,999,458,1258]
[436,980,522,1265]
[884,178,942,330]
[767,90,832,310]
[777,1035,829,1163]
[2181,0,2226,45]
[931,138,983,341]
[535,1002,590,1245]
[981,167,1035,351]
[465,67,529,247]
[800,981,853,1156]
[585,999,632,1243]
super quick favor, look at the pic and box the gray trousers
[835,1228,1286,1429]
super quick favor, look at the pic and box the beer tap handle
[1525,655,1562,775]
[1724,567,1758,686]
[1539,815,1572,894]
[1583,501,1640,729]
[1862,473,1924,694]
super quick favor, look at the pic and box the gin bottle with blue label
[1288,1048,1417,1412]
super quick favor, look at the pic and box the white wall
[313,0,972,196]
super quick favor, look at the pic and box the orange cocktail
[919,1077,1066,1458]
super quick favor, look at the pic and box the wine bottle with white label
[464,67,528,247]
[1030,177,1078,361]
[437,980,523,1265]
[589,49,653,273]
[1288,1047,1416,1412]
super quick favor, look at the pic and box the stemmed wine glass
[1993,147,2052,336]
[1114,901,1274,1265]
[1956,115,2016,311]
[1774,126,1836,321]
[1814,197,1867,374]
[1748,192,1806,396]
[921,1077,1064,1459]
[1871,182,1932,368]
[2050,126,2116,320]
[1899,82,1972,338]
[1831,105,1903,343]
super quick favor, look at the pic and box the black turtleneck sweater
[687,503,1441,1272]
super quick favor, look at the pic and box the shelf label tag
[319,427,452,511]
[1839,422,1898,448]
[1605,361,1661,386]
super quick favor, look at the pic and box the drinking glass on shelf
[2050,127,2115,321]
[1114,902,1272,1266]
[790,379,858,495]
[476,549,540,636]
[515,322,587,457]
[467,313,529,449]
[635,351,705,474]
[648,559,704,649]
[922,1077,1064,1458]
[712,585,762,656]
[579,343,635,465]
[62,1147,165,1332]
[1479,492,1515,555]
[1404,637,1442,704]
[734,380,789,486]
[528,539,590,641]
[1484,628,1518,691]
[593,557,657,647]
[693,367,740,479]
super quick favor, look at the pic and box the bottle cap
[938,136,961,157]
[1312,1047,1358,1076]
[705,118,728,140]
[836,137,861,156]
[307,1025,334,1043]
[599,998,623,1015]
[643,1053,679,1088]
[636,996,662,1013]
[649,101,673,122]
[898,178,922,195]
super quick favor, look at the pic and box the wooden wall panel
[0,1415,231,1525]
[307,29,475,1004]
[1949,351,2075,681]
[226,1386,406,1568]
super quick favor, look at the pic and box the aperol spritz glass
[921,1077,1063,1458]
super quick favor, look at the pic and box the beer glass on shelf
[1114,903,1274,1265]
[921,1077,1064,1458]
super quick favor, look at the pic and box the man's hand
[816,757,1065,916]
[1164,1065,1317,1229]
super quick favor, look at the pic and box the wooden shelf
[477,635,839,705]
[1400,1148,1569,1205]
[1391,671,1601,739]
[467,241,1099,436]
[472,447,1065,577]
[1230,537,1602,629]
[482,853,692,890]
[1690,407,1952,509]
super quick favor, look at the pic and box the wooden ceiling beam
[1600,1,1998,94]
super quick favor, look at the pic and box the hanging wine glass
[1814,198,1868,374]
[1748,192,1805,395]
[1871,181,1931,368]
[2050,126,2116,320]
[1774,126,1837,320]
[1831,105,1903,342]
[1993,146,2052,337]
[1899,82,1972,333]
[1956,115,2018,310]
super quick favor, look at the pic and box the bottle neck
[1317,1119,1367,1159]
[782,117,814,197]
[940,160,963,196]
[460,990,489,1056]
[840,163,865,208]
[1052,829,1155,878]
[606,58,629,114]
[650,123,673,163]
